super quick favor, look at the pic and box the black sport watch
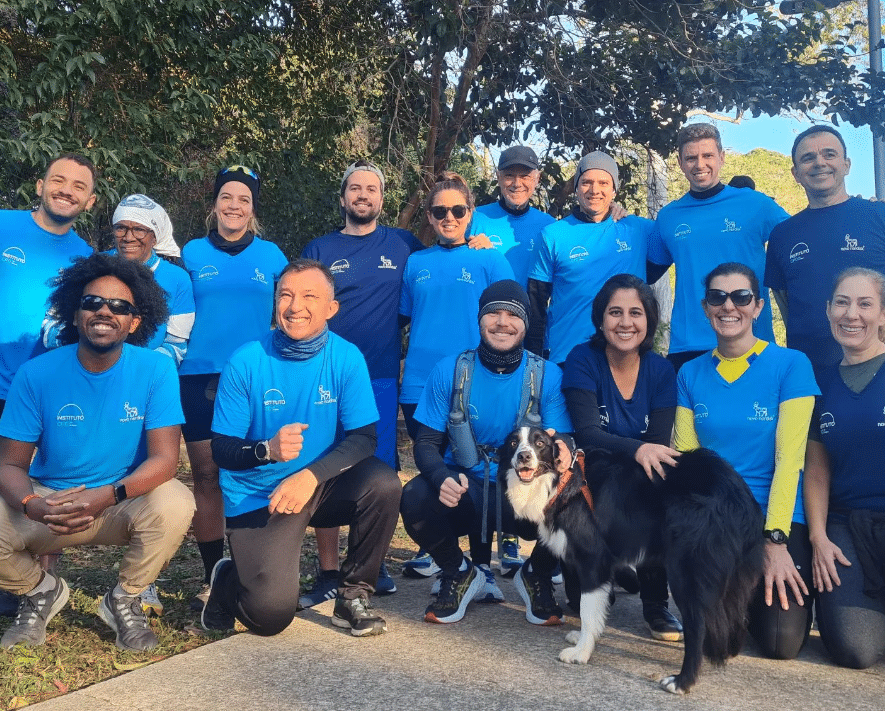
[113,482,128,505]
[764,528,788,545]
[255,440,272,463]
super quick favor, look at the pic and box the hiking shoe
[424,559,484,624]
[643,602,684,642]
[0,590,19,617]
[402,550,441,578]
[189,583,210,612]
[331,596,387,637]
[298,570,338,609]
[139,583,164,617]
[498,534,524,577]
[98,590,158,651]
[375,562,397,595]
[0,576,69,648]
[475,563,504,603]
[515,562,563,626]
[201,558,235,632]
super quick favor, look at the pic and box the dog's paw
[659,675,686,695]
[558,645,591,664]
[565,630,581,645]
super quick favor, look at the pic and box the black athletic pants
[214,457,401,636]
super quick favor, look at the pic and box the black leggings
[215,457,401,636]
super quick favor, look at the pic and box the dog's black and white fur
[503,427,764,695]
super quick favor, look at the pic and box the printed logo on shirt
[693,403,709,421]
[198,265,219,280]
[252,268,267,284]
[331,259,350,274]
[841,234,865,252]
[314,385,337,405]
[457,267,475,284]
[641,414,649,435]
[416,269,431,283]
[615,238,631,253]
[378,255,397,270]
[569,246,589,261]
[878,405,885,428]
[488,234,503,248]
[789,242,810,263]
[1,246,25,266]
[598,405,610,430]
[819,411,836,434]
[721,218,741,233]
[529,238,535,251]
[119,401,145,424]
[56,403,85,426]
[468,404,479,421]
[263,388,286,411]
[674,224,691,240]
[748,401,775,422]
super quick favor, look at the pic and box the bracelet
[21,493,40,515]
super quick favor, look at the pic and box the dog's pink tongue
[517,468,535,482]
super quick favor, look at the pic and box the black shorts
[180,373,220,443]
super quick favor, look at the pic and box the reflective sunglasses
[80,294,139,316]
[429,204,469,220]
[113,224,153,240]
[704,289,755,307]
[222,165,260,182]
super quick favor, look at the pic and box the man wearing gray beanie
[526,151,657,365]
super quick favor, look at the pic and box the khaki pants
[0,479,195,595]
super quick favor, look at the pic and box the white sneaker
[475,564,504,603]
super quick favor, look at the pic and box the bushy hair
[703,262,761,301]
[589,274,659,355]
[47,253,169,347]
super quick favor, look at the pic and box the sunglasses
[704,289,755,307]
[80,294,139,316]
[222,165,260,182]
[113,224,153,240]
[429,204,469,220]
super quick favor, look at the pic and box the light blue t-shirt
[528,213,654,364]
[0,210,93,398]
[211,331,379,517]
[399,244,514,403]
[0,344,183,489]
[468,202,555,288]
[649,185,788,354]
[179,236,288,375]
[415,351,572,483]
[676,343,819,523]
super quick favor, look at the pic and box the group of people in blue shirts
[0,118,883,675]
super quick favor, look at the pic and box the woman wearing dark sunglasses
[178,166,288,611]
[673,261,819,661]
[398,172,514,440]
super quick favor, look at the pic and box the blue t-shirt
[415,351,572,483]
[468,202,555,288]
[212,331,379,517]
[0,210,93,398]
[179,236,288,375]
[816,364,885,513]
[676,343,819,523]
[528,214,655,364]
[302,226,423,380]
[562,344,676,440]
[764,197,885,375]
[0,344,183,489]
[399,244,514,403]
[649,186,788,354]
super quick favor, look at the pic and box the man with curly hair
[0,253,195,652]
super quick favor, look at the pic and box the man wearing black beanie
[400,280,574,626]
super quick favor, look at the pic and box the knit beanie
[478,279,530,329]
[574,151,619,191]
[214,165,260,207]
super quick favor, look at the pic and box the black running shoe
[643,602,684,642]
[201,558,235,632]
[515,561,563,626]
[424,559,484,624]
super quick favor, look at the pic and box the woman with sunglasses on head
[179,166,288,611]
[561,273,683,641]
[804,267,885,669]
[673,261,819,660]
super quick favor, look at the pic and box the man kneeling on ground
[203,258,400,637]
[0,253,195,652]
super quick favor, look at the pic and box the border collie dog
[502,427,763,695]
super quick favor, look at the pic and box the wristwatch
[255,440,272,463]
[113,481,128,505]
[764,528,788,545]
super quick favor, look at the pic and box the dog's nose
[517,450,533,465]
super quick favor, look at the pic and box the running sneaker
[643,602,684,642]
[515,561,563,626]
[402,550,441,578]
[0,590,19,618]
[201,558,236,632]
[375,563,397,595]
[498,534,524,577]
[298,570,338,609]
[98,590,159,651]
[189,583,210,612]
[139,583,164,617]
[331,596,387,637]
[475,563,504,603]
[424,559,484,624]
[0,576,69,648]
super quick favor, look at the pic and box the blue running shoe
[402,550,441,578]
[375,563,397,595]
[498,535,524,578]
[475,563,504,603]
[298,570,338,609]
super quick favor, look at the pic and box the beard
[344,203,381,225]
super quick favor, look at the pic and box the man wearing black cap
[400,280,573,626]
[468,146,555,288]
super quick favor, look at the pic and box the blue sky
[694,113,878,197]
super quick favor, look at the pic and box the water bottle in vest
[447,408,479,468]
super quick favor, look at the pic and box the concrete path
[32,572,885,711]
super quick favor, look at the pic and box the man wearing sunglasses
[0,253,195,652]
[765,125,885,380]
